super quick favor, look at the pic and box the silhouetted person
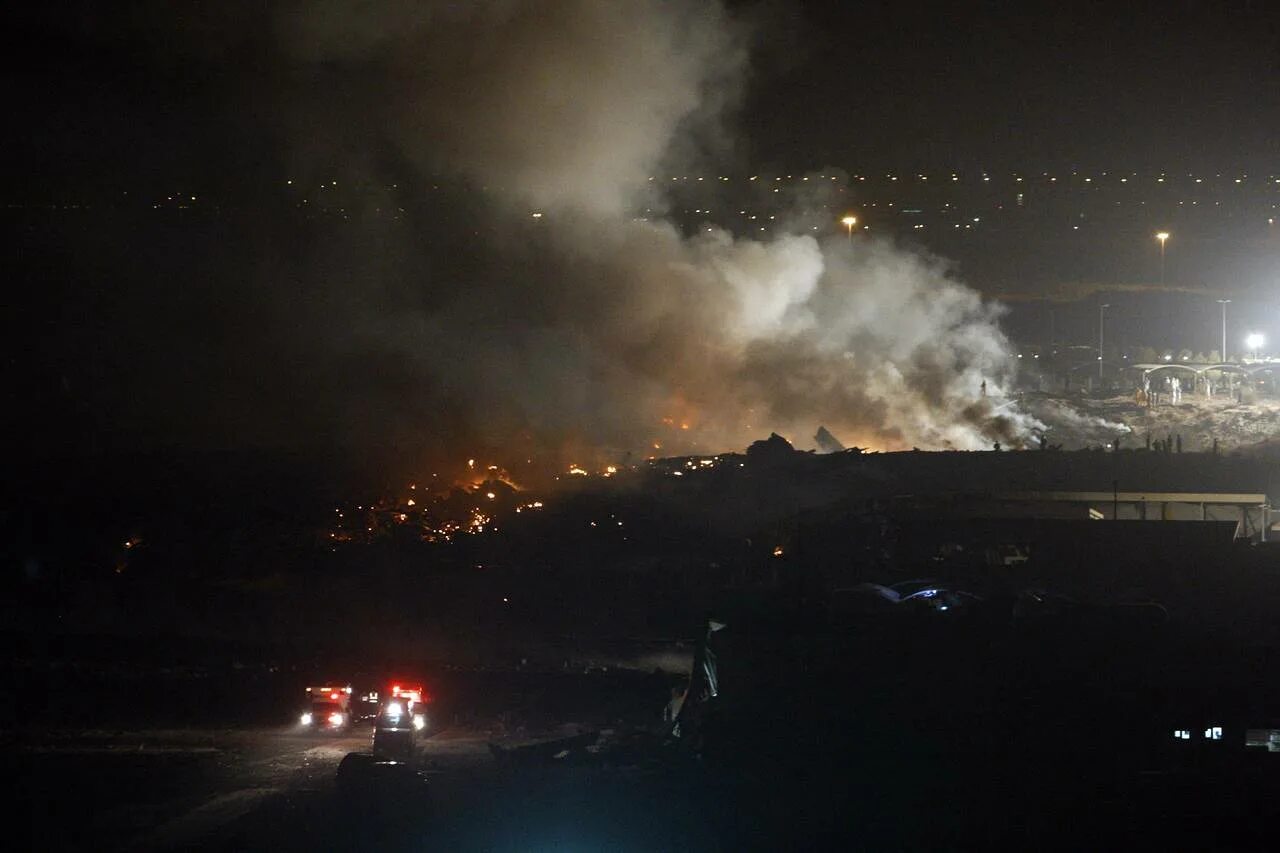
[980,380,987,397]
[1176,434,1182,453]
[993,441,1001,452]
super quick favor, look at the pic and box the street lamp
[841,215,857,242]
[1217,299,1231,362]
[1245,332,1265,361]
[1099,303,1110,379]
[1155,231,1170,284]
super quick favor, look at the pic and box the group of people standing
[1133,372,1237,407]
[1135,373,1185,407]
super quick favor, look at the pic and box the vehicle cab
[299,685,354,733]
[372,683,431,760]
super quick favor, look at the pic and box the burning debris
[325,465,544,545]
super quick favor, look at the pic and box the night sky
[5,1,1280,468]
[741,0,1280,172]
[6,1,1279,193]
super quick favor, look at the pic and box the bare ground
[1043,393,1280,452]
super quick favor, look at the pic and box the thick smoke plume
[269,0,1040,465]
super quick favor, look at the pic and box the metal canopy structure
[1129,362,1274,377]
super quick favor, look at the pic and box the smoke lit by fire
[273,0,1047,467]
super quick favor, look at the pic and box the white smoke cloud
[1021,398,1132,446]
[281,0,744,218]
[270,0,1041,460]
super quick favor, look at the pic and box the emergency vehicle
[299,684,354,733]
[372,682,431,759]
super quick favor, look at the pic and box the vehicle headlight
[328,712,345,726]
[300,712,313,725]
[413,713,426,731]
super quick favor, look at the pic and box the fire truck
[372,682,431,759]
[298,685,354,733]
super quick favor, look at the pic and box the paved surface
[18,722,1279,850]
[12,724,492,851]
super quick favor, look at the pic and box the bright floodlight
[1245,332,1265,350]
[841,215,857,226]
[1155,231,1170,242]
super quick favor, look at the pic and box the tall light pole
[1099,303,1110,379]
[1217,299,1231,362]
[841,215,857,243]
[1155,231,1169,284]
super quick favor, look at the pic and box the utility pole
[1156,232,1169,284]
[1217,299,1231,362]
[1099,303,1110,379]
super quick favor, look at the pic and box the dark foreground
[9,604,1280,851]
[11,718,1280,851]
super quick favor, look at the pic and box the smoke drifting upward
[271,0,1041,465]
[283,0,744,218]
